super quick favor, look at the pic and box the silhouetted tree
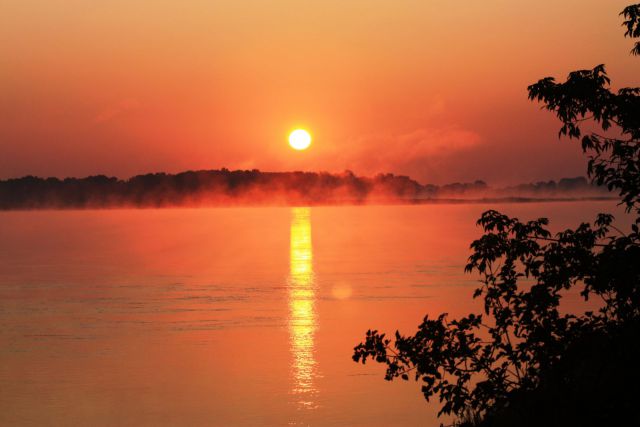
[0,169,429,208]
[353,5,640,426]
[3,169,596,209]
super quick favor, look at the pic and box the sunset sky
[2,0,638,184]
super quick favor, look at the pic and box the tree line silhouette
[0,170,607,209]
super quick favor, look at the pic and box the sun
[289,129,312,151]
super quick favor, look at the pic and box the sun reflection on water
[288,207,319,411]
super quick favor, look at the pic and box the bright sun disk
[289,129,312,150]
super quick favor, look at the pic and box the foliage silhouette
[0,170,604,209]
[353,4,640,426]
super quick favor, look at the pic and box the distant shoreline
[0,169,613,210]
[409,195,618,204]
[0,196,618,211]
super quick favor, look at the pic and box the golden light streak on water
[288,207,318,412]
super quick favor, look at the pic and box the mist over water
[0,171,611,210]
[0,202,632,426]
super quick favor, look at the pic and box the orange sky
[1,0,638,184]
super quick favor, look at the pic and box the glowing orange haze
[1,0,638,184]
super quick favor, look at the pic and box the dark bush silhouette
[353,4,640,426]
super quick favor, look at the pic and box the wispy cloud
[93,98,141,124]
[334,127,482,178]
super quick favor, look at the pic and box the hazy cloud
[93,98,141,124]
[336,127,482,177]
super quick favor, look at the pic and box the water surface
[0,202,629,426]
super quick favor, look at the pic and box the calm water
[0,202,630,426]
